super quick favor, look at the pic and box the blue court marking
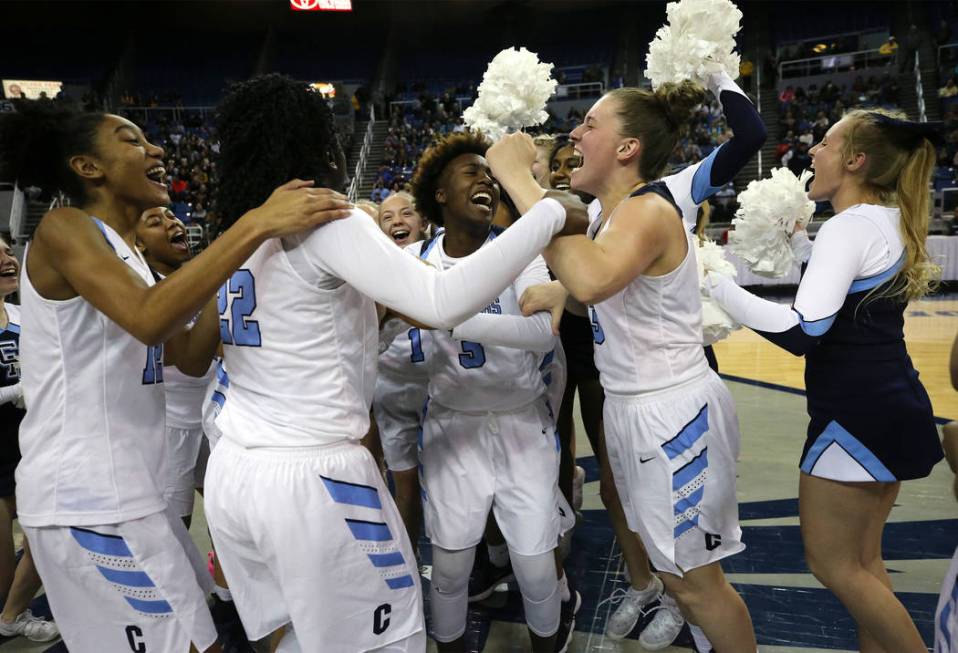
[124,596,173,615]
[321,475,382,509]
[672,447,709,492]
[800,420,897,481]
[848,253,905,294]
[719,373,954,424]
[385,575,415,590]
[367,552,405,568]
[345,518,392,542]
[661,404,709,460]
[95,566,154,588]
[70,528,132,557]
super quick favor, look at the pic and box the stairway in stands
[346,120,390,202]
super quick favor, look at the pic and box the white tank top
[589,215,709,396]
[17,218,168,527]
[378,322,430,381]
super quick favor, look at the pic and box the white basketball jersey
[202,359,229,447]
[17,218,167,527]
[588,208,708,396]
[416,231,549,412]
[379,322,430,381]
[215,202,565,448]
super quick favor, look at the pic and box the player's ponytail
[0,98,105,204]
[840,109,940,301]
[606,80,708,181]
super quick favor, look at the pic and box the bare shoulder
[613,192,682,236]
[33,206,97,248]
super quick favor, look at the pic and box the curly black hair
[215,74,342,227]
[0,98,105,204]
[411,131,491,227]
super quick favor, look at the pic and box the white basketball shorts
[163,426,205,518]
[419,396,567,555]
[25,508,216,652]
[603,370,745,576]
[373,373,428,473]
[204,437,424,652]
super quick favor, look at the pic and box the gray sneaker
[0,609,59,642]
[639,593,685,650]
[602,575,664,640]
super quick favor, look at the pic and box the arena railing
[554,81,604,100]
[778,48,892,80]
[347,106,376,203]
[914,51,927,123]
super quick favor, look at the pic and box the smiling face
[436,153,500,231]
[135,207,190,272]
[568,95,626,195]
[550,143,581,191]
[81,115,170,211]
[379,193,425,247]
[0,237,19,298]
[807,117,852,202]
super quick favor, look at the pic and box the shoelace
[596,587,666,619]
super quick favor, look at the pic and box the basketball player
[373,191,430,551]
[707,110,943,652]
[203,75,585,653]
[490,73,765,651]
[0,98,351,652]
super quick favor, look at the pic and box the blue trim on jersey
[321,476,382,510]
[800,420,896,481]
[847,253,906,294]
[690,145,724,205]
[71,527,132,557]
[345,519,392,542]
[3,322,19,335]
[674,513,700,538]
[91,218,116,252]
[124,596,173,615]
[385,575,415,590]
[367,552,406,568]
[215,362,229,387]
[488,225,504,241]
[419,228,444,260]
[662,405,709,460]
[96,566,155,588]
[674,486,705,518]
[211,391,226,409]
[939,575,957,650]
[795,308,837,337]
[672,448,709,492]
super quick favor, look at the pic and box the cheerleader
[707,110,943,652]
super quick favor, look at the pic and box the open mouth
[470,190,494,212]
[0,267,16,278]
[391,229,411,243]
[146,165,167,187]
[169,230,189,252]
[553,182,570,191]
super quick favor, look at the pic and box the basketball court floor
[4,294,957,652]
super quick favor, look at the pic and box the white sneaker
[601,575,664,640]
[639,593,685,650]
[572,465,586,512]
[0,609,59,642]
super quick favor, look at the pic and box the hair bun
[654,80,709,132]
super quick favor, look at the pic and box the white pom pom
[645,0,743,89]
[463,47,558,139]
[727,167,815,278]
[694,238,739,345]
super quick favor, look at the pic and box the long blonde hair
[840,109,940,301]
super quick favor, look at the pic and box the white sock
[557,572,571,602]
[487,542,510,568]
[213,585,232,602]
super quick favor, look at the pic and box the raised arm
[28,183,350,345]
[300,199,569,329]
[450,255,555,352]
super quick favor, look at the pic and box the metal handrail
[778,47,892,79]
[755,60,763,179]
[7,183,24,241]
[914,51,927,122]
[347,107,376,203]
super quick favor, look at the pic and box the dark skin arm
[26,182,350,346]
[164,297,221,377]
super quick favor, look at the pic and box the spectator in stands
[779,85,795,106]
[941,77,958,101]
[787,142,812,177]
[879,36,899,60]
[900,25,920,74]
